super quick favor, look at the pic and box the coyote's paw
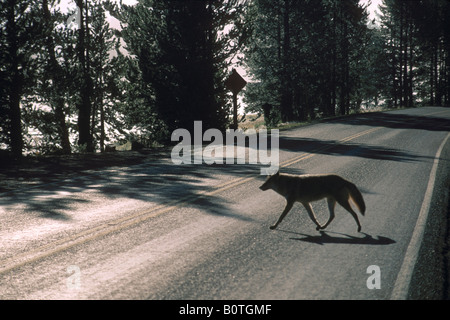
[270,225,277,230]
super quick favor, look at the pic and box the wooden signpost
[225,69,247,130]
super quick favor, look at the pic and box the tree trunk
[42,0,71,154]
[280,0,294,122]
[9,74,23,159]
[76,0,93,152]
[408,18,414,108]
[330,3,337,116]
[6,2,23,158]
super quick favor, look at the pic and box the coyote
[259,171,366,232]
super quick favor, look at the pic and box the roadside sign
[225,69,247,130]
[225,69,247,95]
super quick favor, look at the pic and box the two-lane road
[1,106,449,299]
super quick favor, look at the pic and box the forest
[1,0,450,158]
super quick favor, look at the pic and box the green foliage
[0,0,42,157]
[114,0,248,139]
[244,0,372,125]
[379,0,450,108]
[1,0,449,157]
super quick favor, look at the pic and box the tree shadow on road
[330,109,450,132]
[276,107,450,163]
[0,153,264,222]
[279,136,432,163]
[288,231,396,246]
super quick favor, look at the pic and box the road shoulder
[408,133,450,299]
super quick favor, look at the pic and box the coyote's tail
[347,182,366,215]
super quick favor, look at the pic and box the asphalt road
[1,106,450,300]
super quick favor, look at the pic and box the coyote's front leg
[270,200,294,230]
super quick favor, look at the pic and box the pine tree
[244,0,370,124]
[115,0,247,139]
[380,0,450,108]
[38,0,72,154]
[0,0,41,158]
[88,0,121,151]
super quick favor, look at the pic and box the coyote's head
[259,171,280,191]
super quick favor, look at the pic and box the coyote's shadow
[289,231,396,246]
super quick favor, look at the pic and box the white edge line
[391,131,450,300]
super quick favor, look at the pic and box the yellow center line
[280,127,382,168]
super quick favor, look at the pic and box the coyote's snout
[260,171,366,232]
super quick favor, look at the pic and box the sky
[362,0,383,21]
[59,0,136,11]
